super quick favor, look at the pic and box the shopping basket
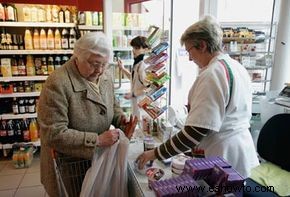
[51,149,91,197]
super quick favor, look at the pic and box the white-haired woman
[38,32,137,197]
[136,16,259,178]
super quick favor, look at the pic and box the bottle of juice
[54,28,61,49]
[47,28,54,49]
[26,55,35,76]
[47,56,54,75]
[39,28,47,49]
[33,28,40,49]
[29,118,38,142]
[24,29,33,50]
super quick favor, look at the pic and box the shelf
[221,22,275,28]
[113,47,132,51]
[77,25,103,30]
[0,139,41,150]
[252,79,271,83]
[0,76,48,82]
[113,26,148,31]
[0,21,75,28]
[245,66,272,70]
[0,92,40,98]
[227,51,272,56]
[0,113,37,120]
[0,49,73,55]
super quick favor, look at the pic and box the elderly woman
[136,16,259,178]
[38,32,137,197]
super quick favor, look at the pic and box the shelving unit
[0,49,73,55]
[0,21,75,28]
[0,113,37,120]
[0,92,40,98]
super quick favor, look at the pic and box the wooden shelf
[0,21,75,28]
[0,49,73,55]
[0,76,48,82]
[0,92,40,98]
[0,113,37,120]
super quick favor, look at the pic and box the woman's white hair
[73,31,112,60]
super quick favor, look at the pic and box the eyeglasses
[186,45,195,54]
[87,60,108,70]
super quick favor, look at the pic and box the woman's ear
[199,40,207,53]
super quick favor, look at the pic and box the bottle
[6,120,15,143]
[61,55,69,65]
[37,7,46,22]
[24,98,29,113]
[54,28,61,49]
[6,33,12,50]
[30,6,38,22]
[39,28,47,49]
[21,119,30,142]
[0,29,7,50]
[61,28,69,49]
[18,98,25,114]
[22,5,31,22]
[85,11,92,26]
[69,28,76,49]
[47,56,54,75]
[34,57,42,75]
[18,55,26,76]
[29,118,38,142]
[14,120,22,142]
[28,98,36,113]
[41,56,48,75]
[18,34,24,50]
[46,5,52,22]
[92,12,99,26]
[12,34,18,49]
[6,4,16,22]
[47,28,54,49]
[33,29,40,49]
[58,7,64,23]
[78,11,85,25]
[24,29,33,50]
[26,55,35,76]
[0,120,7,144]
[54,56,61,69]
[98,12,103,26]
[12,97,19,114]
[51,5,59,23]
[11,56,18,76]
[64,7,71,23]
[0,3,5,21]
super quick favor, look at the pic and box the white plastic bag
[80,132,129,197]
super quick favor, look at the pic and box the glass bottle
[0,3,5,21]
[0,120,8,144]
[18,98,26,114]
[54,28,61,49]
[24,29,33,50]
[12,97,19,114]
[11,55,18,76]
[18,34,24,50]
[64,7,71,23]
[40,28,47,49]
[33,29,40,49]
[12,34,18,49]
[14,120,22,142]
[6,33,12,50]
[17,55,26,76]
[22,5,31,22]
[46,5,52,22]
[6,120,15,143]
[26,55,35,76]
[58,7,64,23]
[47,56,54,75]
[47,28,54,49]
[61,28,69,49]
[28,98,36,113]
[41,56,48,75]
[69,28,76,49]
[54,56,61,69]
[29,118,39,142]
[21,119,30,142]
[34,57,42,75]
[51,5,59,23]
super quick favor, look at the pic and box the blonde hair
[180,15,223,54]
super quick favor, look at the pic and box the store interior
[0,0,290,196]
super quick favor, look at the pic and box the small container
[146,168,164,189]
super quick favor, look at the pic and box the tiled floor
[0,151,47,197]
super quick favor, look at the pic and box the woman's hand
[98,129,120,147]
[121,115,138,139]
[117,59,125,70]
[136,149,157,169]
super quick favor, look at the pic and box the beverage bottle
[54,28,61,49]
[26,55,35,76]
[54,56,61,69]
[18,34,24,49]
[12,34,18,49]
[6,120,15,143]
[11,56,18,76]
[41,56,48,75]
[6,4,16,22]
[69,28,76,49]
[0,120,7,144]
[0,29,7,50]
[18,98,26,114]
[37,7,46,22]
[64,7,71,23]
[78,11,85,25]
[47,28,54,49]
[29,118,39,142]
[98,12,103,26]
[61,28,69,49]
[39,28,47,49]
[46,5,52,22]
[18,147,25,168]
[30,6,38,22]
[92,12,98,26]
[22,5,31,22]
[6,33,12,50]
[14,120,22,142]
[17,55,26,76]
[33,29,40,49]
[61,55,69,65]
[34,57,42,75]
[21,119,30,142]
[47,56,54,75]
[24,98,29,113]
[58,7,64,23]
[24,29,33,50]
[0,3,5,21]
[28,98,36,113]
[85,11,92,26]
[12,97,19,114]
[52,5,59,23]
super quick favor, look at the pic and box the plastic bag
[80,131,129,197]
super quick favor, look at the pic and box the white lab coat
[185,53,259,178]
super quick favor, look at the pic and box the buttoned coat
[38,57,124,197]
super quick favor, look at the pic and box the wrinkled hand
[98,129,120,147]
[121,115,138,139]
[117,59,125,70]
[136,150,156,169]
